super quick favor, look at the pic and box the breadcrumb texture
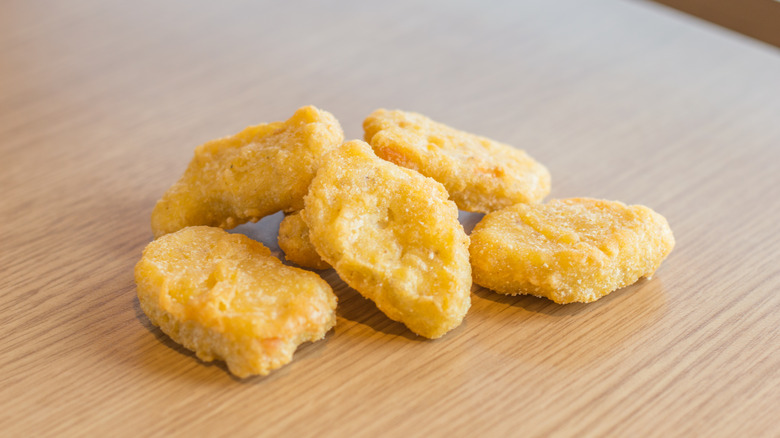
[303,140,472,339]
[469,198,675,304]
[134,226,337,377]
[364,109,550,213]
[151,106,344,238]
[278,211,330,270]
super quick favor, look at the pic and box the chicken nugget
[303,140,471,339]
[278,210,330,270]
[364,109,550,213]
[135,226,337,377]
[151,106,344,238]
[469,198,674,304]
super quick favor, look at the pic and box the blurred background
[652,0,780,48]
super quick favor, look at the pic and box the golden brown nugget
[135,226,337,377]
[151,106,344,238]
[303,140,471,339]
[364,109,550,213]
[278,211,330,270]
[470,198,674,304]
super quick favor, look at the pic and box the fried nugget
[151,106,344,238]
[364,109,550,213]
[278,211,330,270]
[303,140,472,339]
[135,226,337,377]
[469,198,675,304]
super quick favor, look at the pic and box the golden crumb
[135,226,337,377]
[364,109,550,213]
[278,211,330,270]
[303,140,472,338]
[151,106,344,238]
[469,198,674,303]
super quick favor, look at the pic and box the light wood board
[2,0,779,436]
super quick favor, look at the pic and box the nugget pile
[135,105,674,377]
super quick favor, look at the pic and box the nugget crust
[278,211,330,270]
[469,198,675,303]
[303,141,471,339]
[364,109,550,213]
[135,226,337,377]
[151,106,344,238]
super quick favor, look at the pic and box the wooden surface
[2,0,779,436]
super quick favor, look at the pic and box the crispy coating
[469,198,675,304]
[364,109,550,213]
[303,140,472,339]
[278,211,330,270]
[151,106,344,238]
[135,226,337,377]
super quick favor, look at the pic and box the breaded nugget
[135,226,337,377]
[303,140,472,339]
[278,210,330,270]
[151,106,344,238]
[469,198,675,303]
[364,109,550,213]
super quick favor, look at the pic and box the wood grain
[2,0,779,436]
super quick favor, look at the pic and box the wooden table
[3,0,779,436]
